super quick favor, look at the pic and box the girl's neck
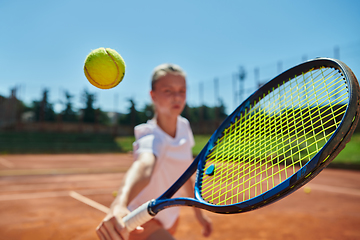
[155,114,178,138]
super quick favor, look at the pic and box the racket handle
[122,200,154,232]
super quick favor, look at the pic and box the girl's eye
[163,89,172,95]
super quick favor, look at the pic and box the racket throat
[147,199,157,216]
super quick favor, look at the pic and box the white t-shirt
[128,116,195,229]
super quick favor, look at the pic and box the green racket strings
[200,67,349,206]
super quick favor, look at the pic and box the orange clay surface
[0,153,360,240]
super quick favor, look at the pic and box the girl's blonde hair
[151,63,186,90]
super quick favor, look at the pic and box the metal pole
[214,78,219,106]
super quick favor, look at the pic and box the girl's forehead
[155,73,186,88]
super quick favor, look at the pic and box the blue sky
[1,0,359,114]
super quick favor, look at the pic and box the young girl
[96,64,212,240]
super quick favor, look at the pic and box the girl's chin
[157,106,184,117]
[173,106,185,113]
[157,111,181,118]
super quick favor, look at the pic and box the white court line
[307,183,360,197]
[0,188,114,201]
[0,157,14,168]
[69,191,109,213]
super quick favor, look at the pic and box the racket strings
[204,68,348,203]
[200,67,349,206]
[202,93,340,203]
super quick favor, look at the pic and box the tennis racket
[123,58,360,231]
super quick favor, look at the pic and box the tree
[62,91,77,122]
[181,104,191,121]
[119,98,140,126]
[82,89,96,123]
[214,99,227,120]
[81,89,110,125]
[96,108,111,126]
[181,100,227,123]
[32,89,56,122]
[118,99,154,126]
[139,103,154,123]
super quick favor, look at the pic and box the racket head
[192,58,360,213]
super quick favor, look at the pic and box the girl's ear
[150,90,155,102]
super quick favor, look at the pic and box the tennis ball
[304,186,311,194]
[112,190,118,198]
[84,47,126,89]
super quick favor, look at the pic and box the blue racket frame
[147,58,360,216]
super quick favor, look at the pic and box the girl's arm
[96,152,156,240]
[184,178,213,237]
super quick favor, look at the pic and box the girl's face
[150,73,186,118]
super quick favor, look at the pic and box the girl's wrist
[112,204,130,218]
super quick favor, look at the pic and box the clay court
[0,153,360,240]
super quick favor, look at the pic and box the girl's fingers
[103,220,124,240]
[133,226,145,234]
[111,216,129,239]
[95,229,105,240]
[97,223,112,240]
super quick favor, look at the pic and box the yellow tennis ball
[84,47,126,89]
[304,186,311,194]
[112,190,118,198]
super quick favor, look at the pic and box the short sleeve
[133,134,160,157]
[132,123,162,160]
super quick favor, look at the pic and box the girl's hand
[96,206,143,240]
[96,152,155,240]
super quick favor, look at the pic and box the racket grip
[122,200,154,232]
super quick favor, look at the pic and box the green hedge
[0,132,121,154]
